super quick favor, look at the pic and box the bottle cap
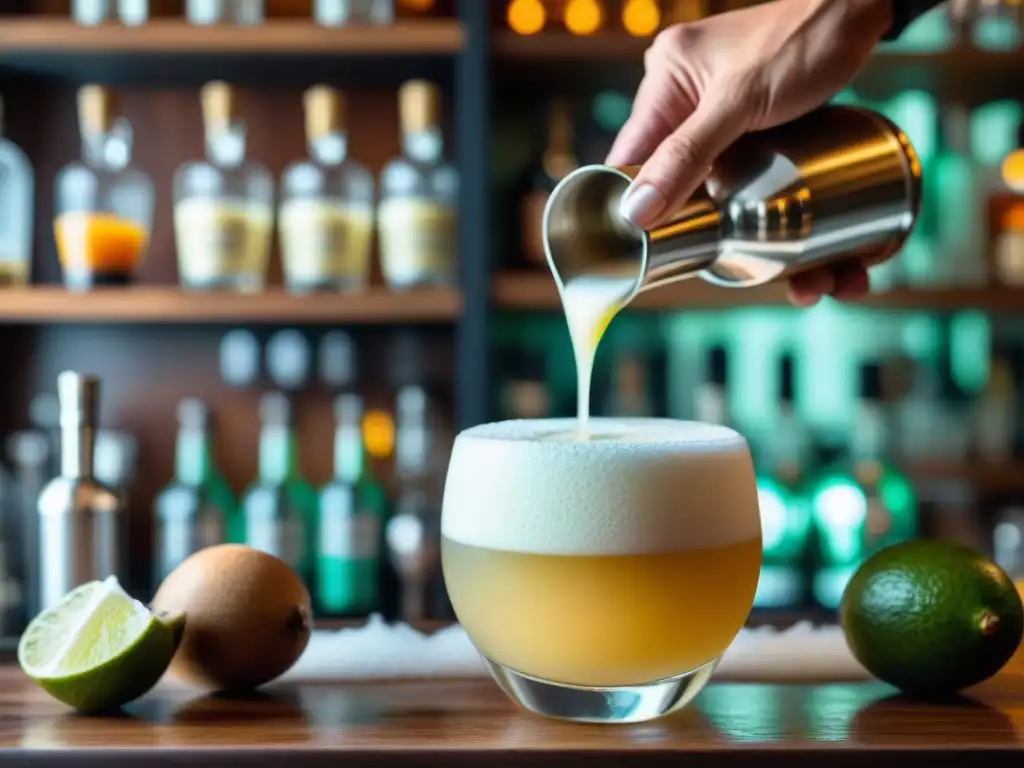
[333,392,364,425]
[57,371,100,428]
[201,81,239,135]
[303,85,345,143]
[177,397,209,429]
[398,80,440,135]
[78,85,117,136]
[259,392,292,427]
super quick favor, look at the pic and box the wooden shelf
[0,286,463,324]
[0,18,464,83]
[493,271,1024,313]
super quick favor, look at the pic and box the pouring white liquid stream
[557,277,633,439]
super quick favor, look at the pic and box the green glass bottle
[241,392,318,585]
[153,398,236,588]
[754,353,813,610]
[316,393,388,617]
[809,362,918,610]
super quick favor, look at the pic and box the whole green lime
[840,538,1023,698]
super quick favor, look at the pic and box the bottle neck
[259,425,296,485]
[333,422,365,483]
[851,401,887,463]
[206,121,247,168]
[175,428,211,487]
[61,424,96,479]
[81,123,132,171]
[402,127,442,164]
[310,131,348,167]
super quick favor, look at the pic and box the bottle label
[279,201,373,284]
[174,201,272,284]
[245,490,305,570]
[996,233,1024,287]
[378,197,456,285]
[320,503,380,560]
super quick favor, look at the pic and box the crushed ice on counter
[258,617,869,685]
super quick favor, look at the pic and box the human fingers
[786,269,834,307]
[606,67,694,168]
[786,262,871,306]
[619,91,752,228]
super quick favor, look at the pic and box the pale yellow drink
[441,418,762,689]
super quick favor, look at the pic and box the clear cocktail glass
[441,417,762,724]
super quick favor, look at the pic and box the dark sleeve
[882,0,947,39]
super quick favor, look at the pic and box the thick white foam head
[441,418,760,556]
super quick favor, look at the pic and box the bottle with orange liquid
[53,86,154,290]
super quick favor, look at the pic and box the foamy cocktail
[441,417,762,724]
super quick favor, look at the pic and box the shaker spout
[542,164,718,303]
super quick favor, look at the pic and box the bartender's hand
[607,0,893,306]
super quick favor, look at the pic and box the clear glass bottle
[314,0,394,26]
[186,0,264,25]
[174,81,274,293]
[0,96,34,287]
[378,80,458,289]
[54,86,154,291]
[153,399,236,587]
[280,86,374,294]
[241,393,317,586]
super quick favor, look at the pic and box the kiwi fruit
[152,544,312,693]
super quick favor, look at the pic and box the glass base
[482,655,718,724]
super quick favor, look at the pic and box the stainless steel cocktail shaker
[37,372,123,611]
[543,106,922,298]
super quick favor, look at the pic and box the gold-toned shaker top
[303,85,345,142]
[78,85,118,136]
[201,81,240,135]
[398,80,440,135]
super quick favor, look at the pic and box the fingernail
[619,183,666,229]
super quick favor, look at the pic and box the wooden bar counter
[2,667,1024,766]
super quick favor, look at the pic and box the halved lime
[18,576,184,712]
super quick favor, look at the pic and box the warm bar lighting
[508,0,546,35]
[399,0,435,10]
[363,409,396,459]
[565,0,604,35]
[622,0,660,36]
[1003,149,1024,192]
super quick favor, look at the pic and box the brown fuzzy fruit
[152,544,312,693]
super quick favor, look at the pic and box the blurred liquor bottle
[0,95,33,288]
[973,356,1015,463]
[280,86,374,294]
[754,353,812,610]
[55,86,154,291]
[316,393,388,618]
[521,99,578,269]
[499,348,552,420]
[809,363,918,610]
[990,124,1024,287]
[693,345,730,425]
[153,399,236,589]
[186,0,265,25]
[174,82,274,293]
[241,393,318,587]
[314,0,395,25]
[931,105,987,286]
[378,81,458,289]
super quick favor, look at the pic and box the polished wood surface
[0,287,463,324]
[2,667,1024,765]
[491,270,1024,313]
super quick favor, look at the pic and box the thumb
[620,97,749,229]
